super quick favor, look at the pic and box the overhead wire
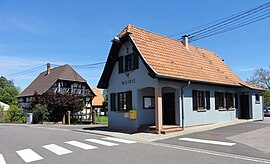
[5,64,46,78]
[189,2,270,37]
[188,2,270,42]
[190,11,270,42]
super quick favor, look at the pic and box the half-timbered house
[18,63,95,117]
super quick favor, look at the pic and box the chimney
[182,35,189,51]
[46,63,51,75]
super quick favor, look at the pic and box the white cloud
[235,66,269,72]
[0,15,42,34]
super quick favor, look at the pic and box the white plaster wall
[108,41,157,129]
[251,94,263,120]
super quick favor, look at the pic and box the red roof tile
[117,25,263,90]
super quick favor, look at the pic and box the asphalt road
[157,119,270,162]
[0,123,270,164]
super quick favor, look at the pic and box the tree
[7,105,25,123]
[0,87,19,105]
[0,76,20,105]
[247,67,270,106]
[246,67,270,89]
[264,90,270,107]
[33,104,48,124]
[0,105,5,122]
[0,76,15,88]
[31,92,84,122]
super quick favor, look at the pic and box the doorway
[163,92,175,125]
[240,95,251,119]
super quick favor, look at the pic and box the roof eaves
[239,83,265,91]
[156,74,242,88]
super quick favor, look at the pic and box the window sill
[228,108,235,111]
[255,101,260,104]
[197,108,207,112]
[218,108,227,111]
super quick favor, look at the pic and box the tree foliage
[102,89,108,111]
[33,104,49,124]
[0,76,15,88]
[246,67,270,89]
[7,105,25,122]
[0,76,20,105]
[0,105,5,123]
[264,90,270,107]
[247,67,270,106]
[31,92,84,122]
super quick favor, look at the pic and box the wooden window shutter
[133,52,139,69]
[215,92,218,110]
[225,93,229,109]
[206,91,210,110]
[126,91,132,110]
[110,93,116,111]
[118,56,124,73]
[234,93,238,108]
[192,90,197,111]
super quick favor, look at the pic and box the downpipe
[181,81,191,129]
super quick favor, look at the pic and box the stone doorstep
[139,125,183,134]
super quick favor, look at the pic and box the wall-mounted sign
[129,110,137,120]
[121,78,135,85]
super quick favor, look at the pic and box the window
[193,90,210,111]
[225,92,234,109]
[143,96,155,109]
[119,52,139,73]
[110,93,116,111]
[215,92,225,109]
[255,94,260,104]
[125,54,133,71]
[118,91,132,111]
[118,56,124,73]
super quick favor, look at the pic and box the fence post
[67,111,70,125]
[92,109,96,124]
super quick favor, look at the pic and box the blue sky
[0,0,269,91]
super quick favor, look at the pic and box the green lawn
[96,116,108,125]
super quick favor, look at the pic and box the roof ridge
[128,24,185,43]
[57,64,69,81]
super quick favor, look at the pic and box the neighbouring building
[18,63,95,118]
[91,88,105,115]
[81,88,105,120]
[98,24,264,134]
[0,102,9,111]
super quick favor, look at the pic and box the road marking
[85,139,119,146]
[42,144,72,155]
[179,138,236,146]
[16,148,43,163]
[65,141,97,150]
[103,137,137,144]
[146,142,270,164]
[0,154,6,164]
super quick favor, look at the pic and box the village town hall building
[98,25,264,134]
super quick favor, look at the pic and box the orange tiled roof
[92,88,104,106]
[118,25,263,90]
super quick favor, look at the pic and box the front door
[240,95,251,119]
[163,93,175,125]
